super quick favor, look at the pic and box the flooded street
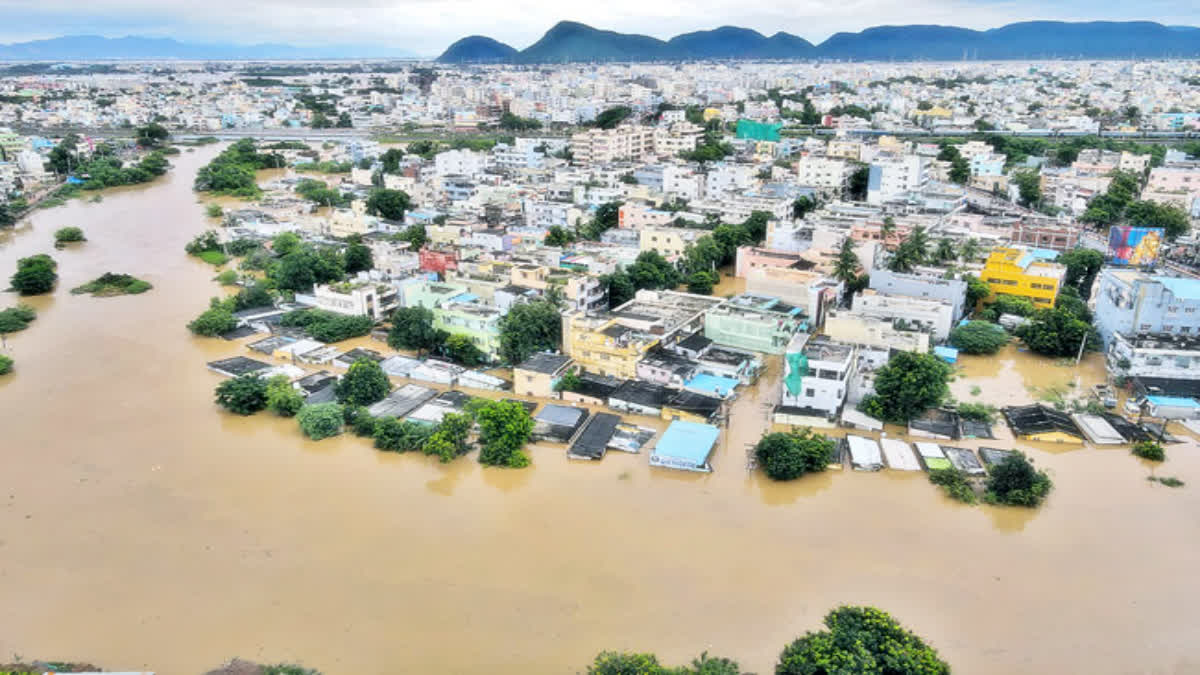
[3,147,1200,674]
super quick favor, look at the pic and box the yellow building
[563,313,659,379]
[702,107,722,122]
[981,247,1066,308]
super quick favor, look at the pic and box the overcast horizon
[0,1,1198,57]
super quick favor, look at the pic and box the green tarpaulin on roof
[784,352,808,396]
[736,119,782,142]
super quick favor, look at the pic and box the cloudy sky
[0,0,1197,56]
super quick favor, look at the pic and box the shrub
[373,417,434,452]
[1132,440,1165,461]
[0,353,11,375]
[205,203,224,218]
[215,269,239,285]
[929,467,977,504]
[956,402,996,422]
[280,309,373,343]
[70,272,152,296]
[197,249,229,266]
[185,230,221,255]
[214,375,268,415]
[188,304,236,337]
[754,429,835,481]
[983,452,1053,507]
[0,304,36,333]
[265,375,304,417]
[297,403,344,440]
[54,226,86,244]
[476,399,534,468]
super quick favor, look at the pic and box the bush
[205,203,224,218]
[280,309,373,343]
[10,254,58,295]
[197,250,229,266]
[424,412,474,462]
[956,402,996,422]
[0,353,11,375]
[215,375,268,415]
[754,429,835,481]
[297,403,344,440]
[215,269,239,285]
[0,304,36,333]
[373,417,434,452]
[54,226,86,244]
[929,467,977,504]
[1132,440,1165,461]
[860,351,952,423]
[70,272,152,296]
[984,452,1053,507]
[188,303,237,337]
[185,230,221,255]
[265,375,304,417]
[949,321,1008,355]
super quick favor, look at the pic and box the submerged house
[568,413,622,460]
[649,420,719,472]
[1002,405,1083,443]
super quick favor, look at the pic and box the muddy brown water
[2,147,1200,674]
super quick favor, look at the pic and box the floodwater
[3,147,1200,674]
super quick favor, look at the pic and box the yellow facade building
[981,247,1067,308]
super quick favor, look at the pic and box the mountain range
[0,35,414,60]
[438,20,1200,63]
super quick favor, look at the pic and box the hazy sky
[0,0,1197,56]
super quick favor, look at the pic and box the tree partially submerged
[777,606,950,674]
[860,352,951,423]
[754,429,835,481]
[215,375,269,415]
[984,452,1053,507]
[297,403,345,440]
[476,399,535,468]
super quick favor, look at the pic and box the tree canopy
[860,351,951,423]
[1016,307,1096,358]
[475,399,535,468]
[215,375,269,415]
[777,606,950,675]
[334,358,391,407]
[949,321,1009,355]
[365,188,411,221]
[754,429,835,481]
[10,254,58,295]
[498,299,562,365]
[388,306,442,354]
[297,403,345,440]
[984,452,1053,507]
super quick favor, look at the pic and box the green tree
[1016,307,1095,357]
[792,195,817,220]
[1126,200,1190,241]
[754,429,835,481]
[265,375,304,417]
[335,358,391,407]
[272,231,301,256]
[0,303,36,333]
[846,165,870,201]
[443,333,486,366]
[10,254,57,295]
[0,353,11,375]
[215,375,269,415]
[602,271,636,309]
[188,301,237,337]
[1132,440,1165,461]
[860,351,951,423]
[587,652,664,675]
[54,226,85,244]
[135,122,169,147]
[394,224,428,251]
[686,269,718,295]
[985,294,1036,319]
[544,225,575,247]
[1058,248,1104,299]
[832,237,860,286]
[476,399,535,468]
[958,237,981,261]
[776,606,950,675]
[949,321,1008,355]
[297,403,345,440]
[388,306,442,354]
[343,241,373,274]
[933,238,956,263]
[963,274,990,311]
[425,411,474,462]
[379,148,405,174]
[984,452,1053,507]
[1012,169,1042,208]
[593,106,633,129]
[365,188,411,221]
[1054,286,1092,322]
[948,155,970,184]
[498,299,562,365]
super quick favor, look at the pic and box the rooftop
[516,352,573,375]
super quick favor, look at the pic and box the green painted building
[433,302,503,362]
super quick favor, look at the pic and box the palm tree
[833,236,860,283]
[880,216,896,241]
[907,225,930,263]
[934,238,956,263]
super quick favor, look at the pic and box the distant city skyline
[0,0,1198,57]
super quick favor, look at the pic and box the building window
[805,388,815,397]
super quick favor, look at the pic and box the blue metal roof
[1146,395,1200,409]
[1156,276,1200,301]
[654,421,719,463]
